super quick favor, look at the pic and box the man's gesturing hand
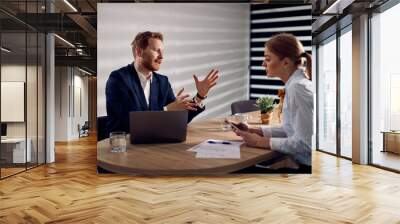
[193,69,219,99]
[166,88,197,111]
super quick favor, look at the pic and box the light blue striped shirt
[261,69,313,166]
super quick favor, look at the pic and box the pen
[207,140,231,145]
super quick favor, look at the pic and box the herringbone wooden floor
[1,135,400,224]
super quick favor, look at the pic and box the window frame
[315,21,353,161]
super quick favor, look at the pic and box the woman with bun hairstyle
[234,33,313,173]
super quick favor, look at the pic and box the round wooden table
[97,117,279,175]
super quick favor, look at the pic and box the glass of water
[231,113,248,124]
[110,132,127,153]
[220,118,231,131]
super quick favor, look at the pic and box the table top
[381,131,400,134]
[1,137,29,143]
[97,116,280,175]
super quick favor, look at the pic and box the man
[106,31,219,134]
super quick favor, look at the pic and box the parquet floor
[372,150,400,171]
[1,167,26,178]
[1,135,400,223]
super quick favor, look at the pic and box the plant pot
[260,111,273,124]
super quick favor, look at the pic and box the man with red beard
[105,31,219,134]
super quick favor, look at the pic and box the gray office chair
[231,100,258,115]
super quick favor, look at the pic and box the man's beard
[142,59,159,72]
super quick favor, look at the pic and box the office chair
[78,121,90,138]
[97,116,108,142]
[231,100,258,115]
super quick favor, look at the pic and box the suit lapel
[149,75,159,110]
[122,64,148,110]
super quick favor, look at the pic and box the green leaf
[256,96,277,113]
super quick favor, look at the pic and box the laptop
[129,111,188,144]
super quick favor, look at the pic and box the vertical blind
[249,4,312,100]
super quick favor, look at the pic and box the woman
[234,33,313,172]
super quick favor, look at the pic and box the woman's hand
[228,121,264,137]
[228,121,249,131]
[248,127,263,136]
[234,129,271,149]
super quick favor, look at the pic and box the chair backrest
[231,100,258,115]
[82,121,90,129]
[97,116,108,142]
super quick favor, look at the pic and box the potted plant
[256,97,277,124]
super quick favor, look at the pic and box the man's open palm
[193,69,219,98]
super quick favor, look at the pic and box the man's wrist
[193,96,205,108]
[196,92,207,100]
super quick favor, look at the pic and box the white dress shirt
[261,68,313,166]
[134,63,205,110]
[134,63,152,106]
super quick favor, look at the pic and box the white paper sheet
[187,139,243,159]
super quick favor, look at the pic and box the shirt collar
[133,62,153,83]
[285,68,305,87]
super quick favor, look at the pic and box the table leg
[382,133,386,152]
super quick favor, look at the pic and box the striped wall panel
[249,4,312,100]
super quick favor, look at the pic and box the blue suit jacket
[105,64,204,134]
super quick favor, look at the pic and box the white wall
[55,67,68,141]
[97,3,250,120]
[55,67,89,141]
[72,73,89,138]
[1,65,38,138]
[1,64,45,164]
